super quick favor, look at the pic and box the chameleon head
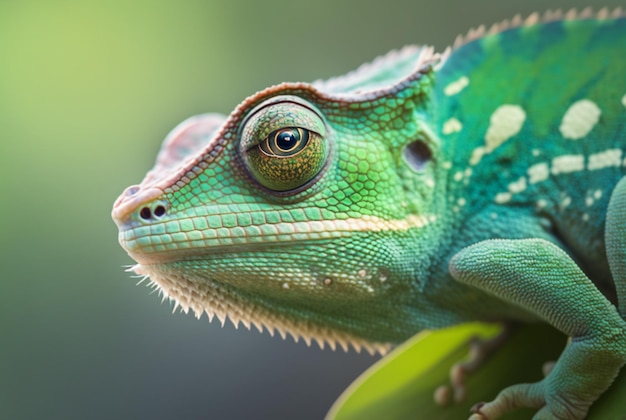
[112,46,442,353]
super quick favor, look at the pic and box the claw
[470,401,486,414]
[469,401,488,420]
[542,360,556,377]
[434,324,515,407]
[433,384,452,406]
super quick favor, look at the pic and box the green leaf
[327,323,626,420]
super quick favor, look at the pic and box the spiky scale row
[134,263,391,355]
[452,7,625,48]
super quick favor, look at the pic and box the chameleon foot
[467,379,590,420]
[452,239,626,419]
[434,325,514,405]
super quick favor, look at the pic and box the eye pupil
[275,129,300,151]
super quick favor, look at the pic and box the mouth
[119,236,322,266]
[117,212,435,264]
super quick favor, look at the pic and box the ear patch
[403,140,432,172]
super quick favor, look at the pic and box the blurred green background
[2,1,623,419]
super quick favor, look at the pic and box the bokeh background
[2,1,623,419]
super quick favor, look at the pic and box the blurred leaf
[327,323,626,420]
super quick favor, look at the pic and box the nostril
[154,205,166,217]
[139,207,152,220]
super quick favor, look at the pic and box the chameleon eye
[246,127,326,192]
[240,99,328,192]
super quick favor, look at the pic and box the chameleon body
[113,10,626,419]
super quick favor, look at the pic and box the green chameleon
[112,8,626,419]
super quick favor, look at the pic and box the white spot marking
[495,192,512,204]
[539,217,552,231]
[443,161,452,170]
[551,155,585,174]
[622,93,626,108]
[485,105,526,152]
[379,273,387,283]
[282,282,290,289]
[561,196,572,209]
[444,76,469,96]
[457,197,467,206]
[490,213,498,220]
[443,118,463,134]
[559,99,601,140]
[508,177,527,194]
[527,162,549,184]
[536,199,548,209]
[594,189,602,200]
[582,213,590,222]
[463,169,472,185]
[464,168,472,178]
[469,147,486,165]
[588,149,623,170]
[532,149,541,157]
[323,278,332,286]
[453,171,464,182]
[358,269,367,278]
[585,196,594,207]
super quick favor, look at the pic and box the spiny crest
[312,45,438,96]
[132,264,392,356]
[451,7,625,49]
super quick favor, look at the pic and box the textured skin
[113,10,626,419]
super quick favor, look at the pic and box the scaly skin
[113,10,626,419]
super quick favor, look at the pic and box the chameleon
[112,8,626,419]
